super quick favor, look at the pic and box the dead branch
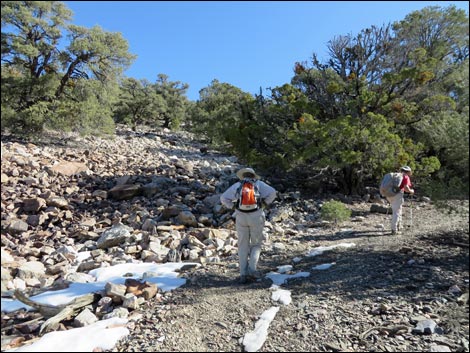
[13,290,100,335]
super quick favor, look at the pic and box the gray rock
[412,319,437,335]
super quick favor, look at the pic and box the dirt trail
[112,200,469,352]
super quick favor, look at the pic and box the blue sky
[64,1,469,101]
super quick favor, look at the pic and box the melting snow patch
[5,317,128,352]
[312,262,336,270]
[276,265,293,273]
[306,242,355,257]
[2,262,197,313]
[265,271,310,286]
[241,306,280,352]
[271,285,292,305]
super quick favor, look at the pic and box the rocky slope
[1,126,468,352]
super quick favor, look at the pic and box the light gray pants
[235,209,266,276]
[386,192,404,231]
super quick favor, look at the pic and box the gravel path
[112,200,469,352]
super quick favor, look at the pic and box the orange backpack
[236,179,261,212]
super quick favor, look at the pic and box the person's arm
[258,181,277,205]
[404,184,414,194]
[220,183,240,209]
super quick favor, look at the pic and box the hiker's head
[400,166,412,175]
[236,167,260,180]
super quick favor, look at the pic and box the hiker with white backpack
[220,167,277,284]
[380,166,415,235]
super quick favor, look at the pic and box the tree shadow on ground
[177,228,469,308]
[259,230,469,303]
[300,229,387,242]
[168,266,274,306]
[142,203,469,317]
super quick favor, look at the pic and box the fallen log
[13,290,63,318]
[39,307,75,335]
[13,290,100,335]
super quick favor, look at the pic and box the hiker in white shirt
[220,167,277,284]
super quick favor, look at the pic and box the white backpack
[379,172,403,198]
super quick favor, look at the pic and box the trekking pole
[409,195,413,230]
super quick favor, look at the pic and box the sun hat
[236,167,260,180]
[400,166,412,173]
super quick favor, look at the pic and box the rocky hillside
[1,126,468,352]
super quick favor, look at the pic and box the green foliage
[414,156,441,176]
[114,78,164,130]
[40,78,118,135]
[320,200,352,224]
[187,79,253,146]
[0,106,16,131]
[280,5,467,194]
[414,108,469,183]
[184,5,468,198]
[392,5,468,66]
[1,2,467,201]
[286,112,417,193]
[46,91,116,136]
[15,101,50,135]
[421,176,468,201]
[153,74,189,130]
[1,0,135,136]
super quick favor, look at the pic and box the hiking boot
[238,276,248,284]
[246,271,262,282]
[249,271,262,280]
